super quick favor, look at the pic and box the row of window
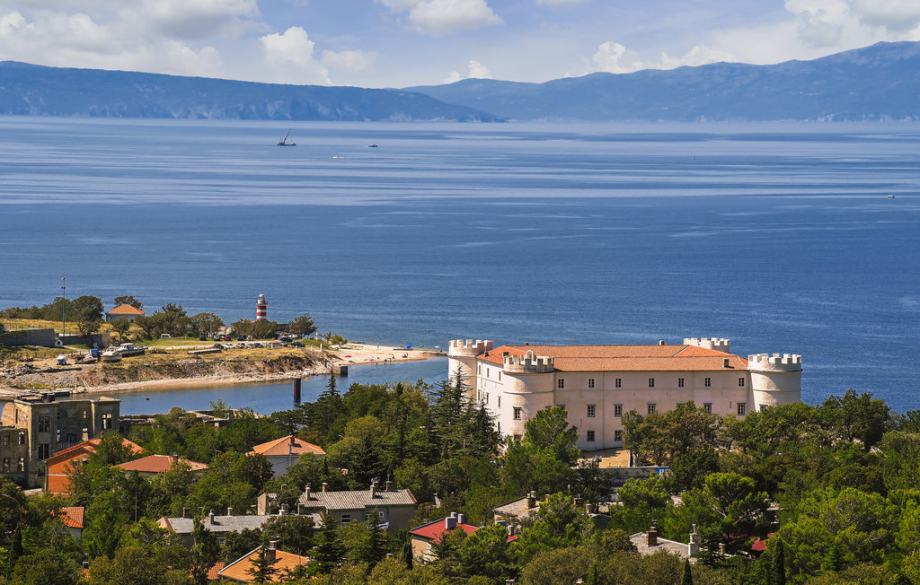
[0,457,25,473]
[557,377,746,389]
[0,432,26,447]
[514,401,747,421]
[338,511,386,524]
[584,430,625,443]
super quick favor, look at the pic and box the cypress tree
[681,558,693,585]
[312,517,345,573]
[246,544,278,584]
[6,526,22,578]
[771,539,786,585]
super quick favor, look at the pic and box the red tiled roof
[409,519,479,543]
[46,438,144,494]
[58,506,85,529]
[107,304,145,316]
[752,533,777,552]
[250,435,325,457]
[117,454,208,474]
[480,344,748,372]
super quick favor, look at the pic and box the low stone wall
[58,333,110,348]
[0,328,57,347]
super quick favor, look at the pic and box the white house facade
[448,338,802,451]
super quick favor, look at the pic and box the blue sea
[0,117,918,411]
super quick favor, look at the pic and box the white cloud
[0,9,223,75]
[444,59,491,83]
[378,0,501,35]
[322,49,378,72]
[139,0,261,39]
[259,26,331,84]
[848,0,920,31]
[591,41,644,73]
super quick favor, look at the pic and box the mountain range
[1,41,919,122]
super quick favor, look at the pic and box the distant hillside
[0,62,499,122]
[407,41,920,121]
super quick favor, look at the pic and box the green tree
[264,515,315,556]
[77,317,102,336]
[515,493,594,565]
[312,518,346,574]
[114,296,144,310]
[87,545,190,585]
[9,551,81,585]
[190,518,220,585]
[820,390,891,451]
[190,312,224,337]
[287,314,317,337]
[455,523,514,582]
[82,490,130,558]
[246,545,279,584]
[681,558,694,585]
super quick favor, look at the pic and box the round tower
[256,293,268,321]
[747,353,803,410]
[447,339,493,387]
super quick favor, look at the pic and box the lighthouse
[256,293,268,321]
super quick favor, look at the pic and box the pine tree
[681,558,694,585]
[6,526,22,578]
[246,545,278,584]
[771,539,786,585]
[585,562,601,585]
[190,518,220,585]
[312,517,346,574]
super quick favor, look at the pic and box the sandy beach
[0,342,442,399]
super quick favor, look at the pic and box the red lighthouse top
[256,293,267,321]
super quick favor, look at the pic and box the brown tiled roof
[250,435,325,457]
[59,506,85,529]
[218,547,308,583]
[480,344,748,372]
[298,488,417,511]
[207,562,225,581]
[107,304,145,316]
[117,454,208,474]
[46,438,144,494]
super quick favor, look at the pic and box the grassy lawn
[0,318,93,333]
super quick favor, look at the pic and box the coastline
[0,343,443,399]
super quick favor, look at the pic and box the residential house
[45,437,144,494]
[629,525,700,560]
[409,512,484,564]
[217,542,308,583]
[159,509,321,548]
[248,435,325,478]
[106,304,145,323]
[58,506,85,541]
[116,454,208,477]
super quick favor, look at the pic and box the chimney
[207,509,214,524]
[227,507,233,516]
[688,524,701,558]
[526,491,537,509]
[280,504,288,516]
[457,513,466,525]
[321,482,329,493]
[370,480,377,499]
[181,507,187,518]
[384,480,393,492]
[445,512,458,530]
[646,526,658,547]
[289,435,296,446]
[304,486,312,502]
[265,541,278,563]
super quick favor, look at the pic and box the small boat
[100,349,122,363]
[278,130,297,147]
[115,343,147,357]
[368,144,379,148]
[886,194,896,199]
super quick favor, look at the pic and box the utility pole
[60,276,67,336]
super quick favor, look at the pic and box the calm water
[0,118,918,410]
[116,358,447,415]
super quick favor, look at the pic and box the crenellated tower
[683,337,732,353]
[501,350,555,374]
[447,339,493,390]
[747,352,803,409]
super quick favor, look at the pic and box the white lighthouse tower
[256,293,268,321]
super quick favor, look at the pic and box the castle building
[448,338,802,451]
[0,392,120,488]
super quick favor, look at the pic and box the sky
[1,0,920,87]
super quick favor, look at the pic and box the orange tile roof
[218,547,308,583]
[480,344,748,372]
[58,506,85,529]
[116,454,208,474]
[249,435,326,457]
[46,438,144,494]
[107,304,145,316]
[207,562,226,581]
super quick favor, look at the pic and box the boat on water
[368,144,379,148]
[101,343,147,362]
[886,194,896,199]
[277,130,296,147]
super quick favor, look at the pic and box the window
[497,396,501,408]
[615,378,622,388]
[513,407,522,420]
[557,379,565,390]
[18,432,25,445]
[2,458,9,473]
[586,430,595,442]
[678,377,685,388]
[102,414,113,430]
[703,403,712,414]
[557,404,565,411]
[498,372,502,382]
[587,404,596,418]
[486,368,490,379]
[17,458,24,472]
[340,514,352,524]
[478,364,481,374]
[38,415,50,433]
[760,404,769,413]
[614,430,624,442]
[82,409,88,420]
[614,403,623,417]
[587,378,596,389]
[738,377,745,387]
[704,377,712,387]
[737,403,747,416]
[0,434,8,447]
[647,403,657,415]
[648,378,655,388]
[38,443,50,460]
